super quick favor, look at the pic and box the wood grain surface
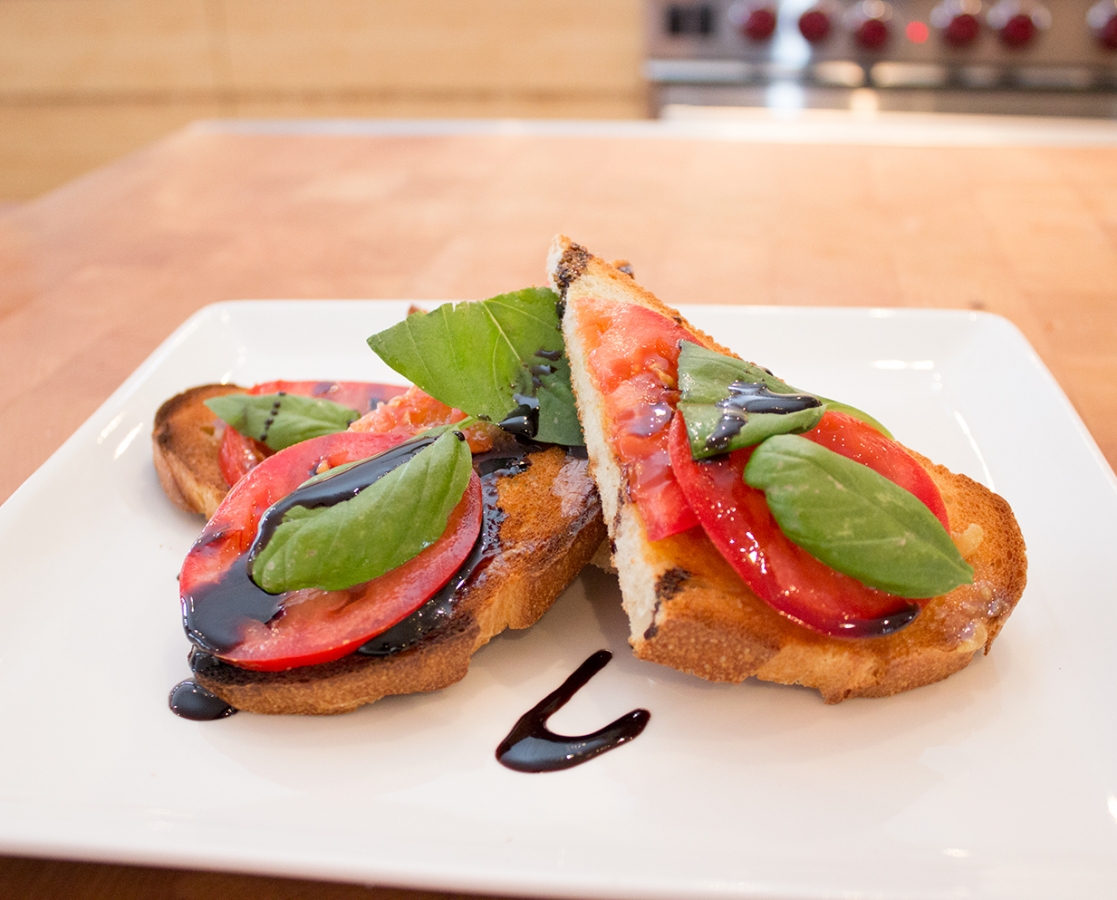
[0,119,1115,899]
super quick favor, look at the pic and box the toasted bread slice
[153,384,245,518]
[192,440,605,714]
[156,384,605,714]
[550,235,1027,703]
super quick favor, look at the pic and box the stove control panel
[649,0,1117,69]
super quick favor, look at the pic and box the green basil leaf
[251,430,473,593]
[678,342,794,403]
[744,435,972,598]
[678,400,824,458]
[205,392,359,451]
[677,341,890,458]
[367,287,583,446]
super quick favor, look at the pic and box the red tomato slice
[801,410,950,531]
[667,413,921,637]
[217,425,269,488]
[181,430,482,671]
[217,380,407,487]
[577,299,699,540]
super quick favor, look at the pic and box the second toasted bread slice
[550,235,1027,703]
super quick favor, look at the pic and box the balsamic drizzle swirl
[496,650,650,773]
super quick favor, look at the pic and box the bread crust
[551,234,1027,703]
[152,384,245,517]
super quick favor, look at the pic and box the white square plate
[1,301,1115,900]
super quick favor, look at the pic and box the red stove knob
[1088,2,1117,50]
[999,12,1036,46]
[846,2,892,50]
[734,3,778,41]
[855,16,890,49]
[799,7,833,43]
[988,2,1047,48]
[1102,18,1117,49]
[942,12,981,46]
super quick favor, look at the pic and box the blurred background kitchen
[3,0,1117,203]
[0,0,645,201]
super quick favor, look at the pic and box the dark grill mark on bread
[613,487,626,534]
[655,568,690,601]
[552,243,591,295]
[643,601,661,640]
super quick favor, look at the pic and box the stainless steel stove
[646,1,1117,117]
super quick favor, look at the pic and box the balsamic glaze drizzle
[497,347,565,438]
[835,603,920,638]
[168,679,236,720]
[722,379,822,415]
[496,650,650,773]
[625,400,673,438]
[257,392,286,445]
[498,396,539,438]
[704,380,822,454]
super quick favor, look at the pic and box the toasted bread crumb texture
[551,234,1027,703]
[195,446,606,715]
[152,384,245,517]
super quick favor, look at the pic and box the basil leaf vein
[251,431,473,593]
[744,434,973,599]
[205,392,360,452]
[367,287,582,446]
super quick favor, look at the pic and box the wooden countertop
[1,115,1116,899]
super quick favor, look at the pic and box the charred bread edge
[193,444,606,715]
[549,234,1027,703]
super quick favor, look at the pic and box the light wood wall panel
[0,0,645,200]
[0,0,220,92]
[221,0,642,94]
